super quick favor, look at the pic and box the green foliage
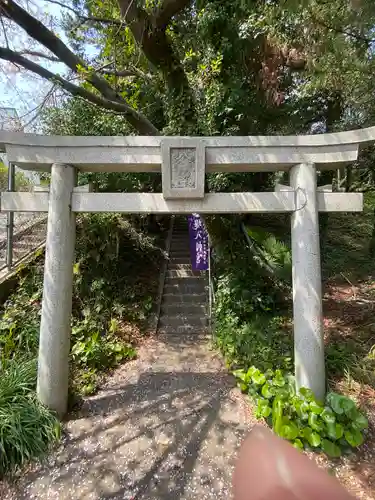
[0,164,32,192]
[215,314,293,373]
[234,367,368,457]
[0,213,163,396]
[71,320,136,371]
[0,213,164,474]
[209,218,286,326]
[0,358,60,477]
[211,214,372,458]
[245,226,292,282]
[42,102,160,194]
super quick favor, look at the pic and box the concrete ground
[5,334,252,500]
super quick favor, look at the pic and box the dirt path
[5,334,252,499]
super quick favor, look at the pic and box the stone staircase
[157,217,209,335]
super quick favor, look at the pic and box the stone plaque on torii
[0,129,373,416]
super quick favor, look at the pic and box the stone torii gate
[0,129,374,417]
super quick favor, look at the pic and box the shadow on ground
[7,335,250,500]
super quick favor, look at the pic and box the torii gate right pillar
[290,163,325,401]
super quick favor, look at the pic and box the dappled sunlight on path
[5,335,252,499]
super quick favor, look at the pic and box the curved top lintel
[1,126,375,149]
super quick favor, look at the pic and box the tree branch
[155,0,192,28]
[43,0,123,26]
[0,0,159,134]
[117,0,197,129]
[19,50,60,62]
[0,47,159,135]
[309,12,375,45]
[118,0,190,89]
[97,61,152,81]
[1,0,120,101]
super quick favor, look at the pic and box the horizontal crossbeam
[0,191,363,213]
[3,144,358,172]
[2,127,375,173]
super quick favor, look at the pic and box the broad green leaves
[326,392,356,416]
[321,439,342,458]
[233,367,368,457]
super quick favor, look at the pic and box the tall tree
[2,0,375,138]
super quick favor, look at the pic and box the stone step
[167,263,207,273]
[158,315,209,328]
[164,276,207,286]
[164,283,207,295]
[157,325,209,335]
[170,238,190,244]
[169,257,191,264]
[170,242,190,249]
[169,247,190,254]
[162,293,207,304]
[160,303,208,315]
[168,251,191,258]
[167,269,203,278]
[167,263,192,270]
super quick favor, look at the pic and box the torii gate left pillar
[37,163,76,416]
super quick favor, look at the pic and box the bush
[233,366,368,457]
[215,314,293,372]
[0,213,164,398]
[211,219,367,458]
[0,358,60,477]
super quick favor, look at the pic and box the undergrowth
[0,358,60,477]
[0,213,165,475]
[210,216,369,458]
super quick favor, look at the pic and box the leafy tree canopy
[2,0,375,138]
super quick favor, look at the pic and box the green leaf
[308,412,324,432]
[255,398,272,418]
[252,369,266,385]
[309,401,323,414]
[302,427,321,447]
[293,438,304,450]
[233,369,247,382]
[350,412,368,431]
[299,387,315,401]
[279,418,299,441]
[293,397,309,420]
[321,439,342,458]
[321,407,336,424]
[326,422,344,441]
[327,392,355,416]
[238,382,247,392]
[272,396,284,435]
[344,429,364,448]
[261,382,274,399]
[248,386,258,398]
[246,366,257,378]
[273,369,286,387]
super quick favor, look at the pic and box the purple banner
[187,213,209,271]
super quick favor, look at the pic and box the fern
[245,226,292,281]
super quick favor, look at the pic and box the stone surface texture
[161,139,205,199]
[170,148,196,189]
[37,163,76,416]
[3,128,371,172]
[4,334,252,500]
[291,163,325,400]
[1,191,363,217]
